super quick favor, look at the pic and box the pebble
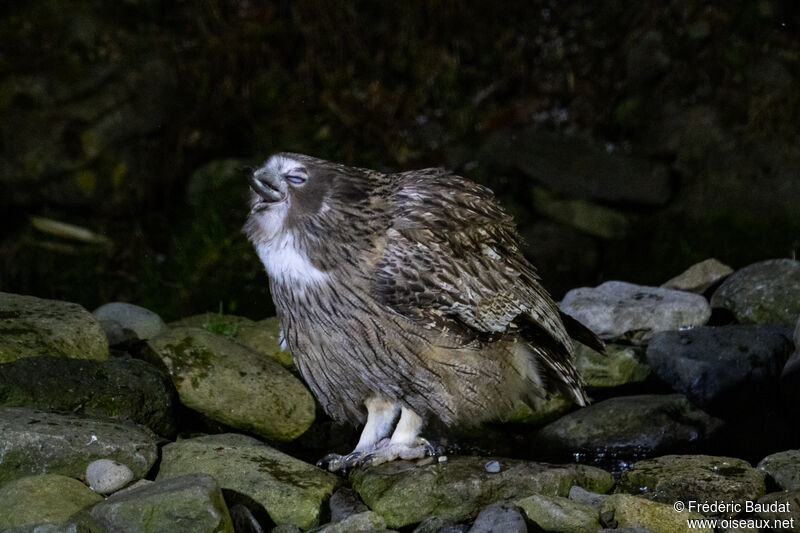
[86,459,135,495]
[484,460,501,473]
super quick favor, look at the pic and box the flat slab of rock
[0,355,177,438]
[560,281,711,344]
[617,455,766,518]
[575,343,650,388]
[170,313,292,367]
[0,407,158,485]
[146,327,313,440]
[0,474,103,529]
[758,450,800,491]
[600,493,711,533]
[710,259,800,325]
[349,456,614,528]
[91,473,234,533]
[534,395,723,469]
[515,493,601,533]
[661,258,733,294]
[156,433,339,530]
[93,302,167,345]
[646,325,794,414]
[0,292,108,363]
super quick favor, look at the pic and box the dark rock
[710,259,800,325]
[534,394,723,471]
[758,450,800,491]
[230,504,265,533]
[468,502,527,533]
[560,281,711,344]
[329,487,369,523]
[617,455,766,518]
[645,325,794,416]
[313,511,389,533]
[0,355,178,438]
[755,490,800,532]
[349,456,613,528]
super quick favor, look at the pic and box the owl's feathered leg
[363,406,434,467]
[317,397,399,472]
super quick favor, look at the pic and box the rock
[645,325,794,415]
[568,485,607,509]
[534,395,722,470]
[329,487,369,522]
[0,292,108,363]
[575,343,650,388]
[468,502,527,533]
[617,455,766,518]
[500,393,574,425]
[0,407,158,485]
[229,504,264,533]
[157,433,339,530]
[93,302,167,345]
[145,327,313,440]
[349,456,613,528]
[413,516,459,533]
[600,493,711,533]
[85,458,134,494]
[0,522,100,533]
[530,186,629,239]
[170,313,292,367]
[661,258,734,294]
[0,355,178,438]
[0,474,103,529]
[515,493,601,533]
[710,259,800,325]
[560,281,711,344]
[90,473,234,533]
[758,450,800,491]
[755,490,800,532]
[315,511,388,533]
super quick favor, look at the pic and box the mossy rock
[0,475,103,529]
[600,493,711,533]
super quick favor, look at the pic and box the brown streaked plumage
[244,153,602,470]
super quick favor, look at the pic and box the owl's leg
[317,396,399,472]
[363,407,434,467]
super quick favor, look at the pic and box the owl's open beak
[249,171,286,203]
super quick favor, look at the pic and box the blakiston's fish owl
[244,153,603,471]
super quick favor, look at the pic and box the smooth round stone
[86,459,135,494]
[485,460,501,473]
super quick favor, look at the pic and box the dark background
[1,0,798,321]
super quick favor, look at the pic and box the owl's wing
[371,170,573,353]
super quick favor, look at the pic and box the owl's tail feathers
[560,311,606,355]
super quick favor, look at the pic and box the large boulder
[710,259,800,325]
[145,327,313,440]
[0,355,178,438]
[758,450,800,491]
[0,292,108,363]
[349,456,613,528]
[156,433,339,530]
[599,493,711,533]
[0,407,158,485]
[560,282,711,344]
[0,475,103,529]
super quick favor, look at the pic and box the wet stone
[757,450,800,491]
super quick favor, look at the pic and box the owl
[244,153,602,471]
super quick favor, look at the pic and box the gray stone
[515,494,600,533]
[646,325,794,414]
[170,313,292,367]
[568,485,607,509]
[662,258,734,294]
[229,504,264,533]
[575,343,650,388]
[329,487,368,522]
[534,395,723,470]
[85,458,134,494]
[0,355,178,438]
[0,292,108,363]
[0,407,158,485]
[349,456,613,528]
[617,455,766,518]
[0,475,103,529]
[600,494,710,533]
[314,511,388,533]
[146,327,313,440]
[93,302,167,345]
[758,450,800,491]
[560,281,711,344]
[468,502,527,533]
[755,490,800,532]
[90,473,234,533]
[157,433,339,530]
[710,259,800,325]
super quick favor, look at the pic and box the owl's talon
[361,438,435,467]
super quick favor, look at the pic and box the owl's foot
[362,437,435,467]
[316,451,365,473]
